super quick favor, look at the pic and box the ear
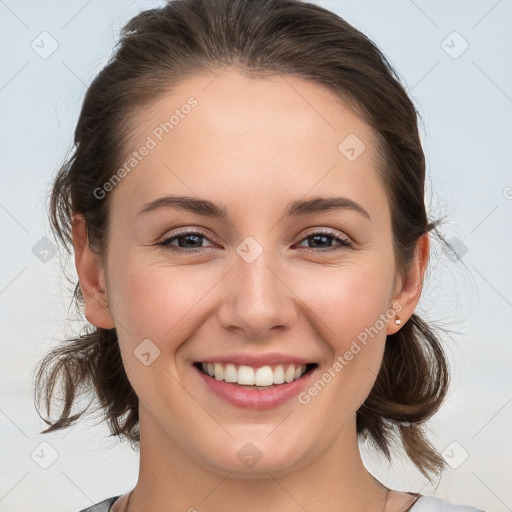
[71,214,115,329]
[387,232,430,335]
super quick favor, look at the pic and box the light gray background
[1,1,511,511]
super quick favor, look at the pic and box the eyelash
[157,228,353,254]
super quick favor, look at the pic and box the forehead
[109,68,388,224]
[131,67,378,156]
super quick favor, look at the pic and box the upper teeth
[201,362,308,386]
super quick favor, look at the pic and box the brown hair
[33,0,451,480]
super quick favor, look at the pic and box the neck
[128,407,389,512]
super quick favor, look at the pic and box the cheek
[290,259,395,409]
[108,256,218,349]
[297,260,395,348]
[107,259,206,406]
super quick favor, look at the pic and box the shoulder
[77,496,121,512]
[410,494,489,512]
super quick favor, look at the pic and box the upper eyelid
[159,227,352,246]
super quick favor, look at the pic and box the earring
[393,301,402,325]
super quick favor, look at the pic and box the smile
[196,362,317,387]
[193,361,318,409]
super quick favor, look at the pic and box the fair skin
[72,68,429,512]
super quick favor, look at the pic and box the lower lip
[194,365,317,410]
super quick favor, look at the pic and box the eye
[157,229,215,252]
[295,229,353,253]
[157,228,353,254]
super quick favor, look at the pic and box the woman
[33,0,489,510]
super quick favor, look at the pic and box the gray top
[78,496,120,512]
[77,494,488,511]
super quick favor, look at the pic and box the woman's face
[87,68,420,476]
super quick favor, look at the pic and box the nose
[216,252,298,340]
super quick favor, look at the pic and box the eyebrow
[137,195,371,221]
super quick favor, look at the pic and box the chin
[197,434,312,478]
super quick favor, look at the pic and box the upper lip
[195,352,316,367]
